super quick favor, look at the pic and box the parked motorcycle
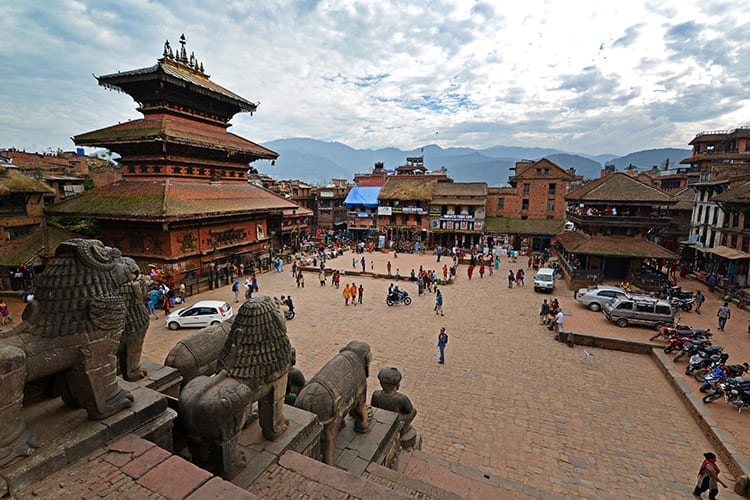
[697,363,750,387]
[703,376,750,411]
[658,284,693,300]
[386,289,412,306]
[649,322,710,342]
[685,349,727,376]
[663,331,712,354]
[666,295,695,312]
[672,338,715,363]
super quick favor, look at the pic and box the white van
[533,268,555,293]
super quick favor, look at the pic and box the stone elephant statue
[178,296,292,479]
[164,317,234,389]
[295,340,371,465]
[0,239,134,467]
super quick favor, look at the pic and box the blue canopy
[344,186,381,208]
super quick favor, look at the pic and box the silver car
[574,285,629,312]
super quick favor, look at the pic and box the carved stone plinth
[0,382,175,497]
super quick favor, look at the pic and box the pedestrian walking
[467,264,474,280]
[358,284,364,304]
[437,327,448,364]
[343,285,351,305]
[539,299,550,325]
[387,261,392,276]
[318,270,326,286]
[553,309,564,339]
[145,293,159,319]
[231,278,240,302]
[395,268,400,281]
[244,278,252,299]
[296,271,305,288]
[352,257,357,269]
[349,283,357,306]
[693,451,727,498]
[717,302,731,331]
[695,290,705,314]
[516,269,525,287]
[507,270,514,288]
[434,289,444,316]
[292,262,298,279]
[479,263,485,278]
[251,273,259,292]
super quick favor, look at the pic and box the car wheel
[210,321,220,326]
[588,302,601,312]
[168,321,180,330]
[616,318,628,328]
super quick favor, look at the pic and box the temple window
[522,184,530,195]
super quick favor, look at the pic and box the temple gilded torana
[48,35,309,284]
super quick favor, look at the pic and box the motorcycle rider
[285,295,294,314]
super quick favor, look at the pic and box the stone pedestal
[231,405,322,489]
[136,359,183,398]
[333,407,401,475]
[0,381,175,497]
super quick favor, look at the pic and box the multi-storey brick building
[315,179,350,231]
[485,158,573,252]
[428,182,487,248]
[679,127,750,286]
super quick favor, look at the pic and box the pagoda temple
[48,35,309,287]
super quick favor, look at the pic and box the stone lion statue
[0,239,134,467]
[179,296,292,479]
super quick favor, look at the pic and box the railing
[557,253,602,283]
[695,126,750,137]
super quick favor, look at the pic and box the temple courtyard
[132,250,747,498]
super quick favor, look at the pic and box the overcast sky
[2,0,749,156]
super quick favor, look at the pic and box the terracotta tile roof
[712,180,750,204]
[0,226,77,266]
[0,167,55,195]
[512,158,572,179]
[485,217,564,235]
[565,172,676,204]
[378,177,437,201]
[46,180,300,221]
[556,230,677,259]
[673,187,697,211]
[73,116,278,160]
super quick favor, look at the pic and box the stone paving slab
[142,250,744,498]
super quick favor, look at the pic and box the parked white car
[533,268,556,292]
[574,285,629,312]
[166,300,233,330]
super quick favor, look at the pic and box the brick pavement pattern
[138,251,744,498]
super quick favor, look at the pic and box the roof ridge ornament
[162,34,206,75]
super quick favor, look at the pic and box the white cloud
[1,0,749,156]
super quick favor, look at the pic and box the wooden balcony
[566,211,672,229]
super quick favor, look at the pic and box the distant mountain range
[252,138,691,186]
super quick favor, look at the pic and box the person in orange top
[349,283,358,306]
[343,284,351,305]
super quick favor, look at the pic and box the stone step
[364,460,463,499]
[397,449,559,499]
[249,450,414,499]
